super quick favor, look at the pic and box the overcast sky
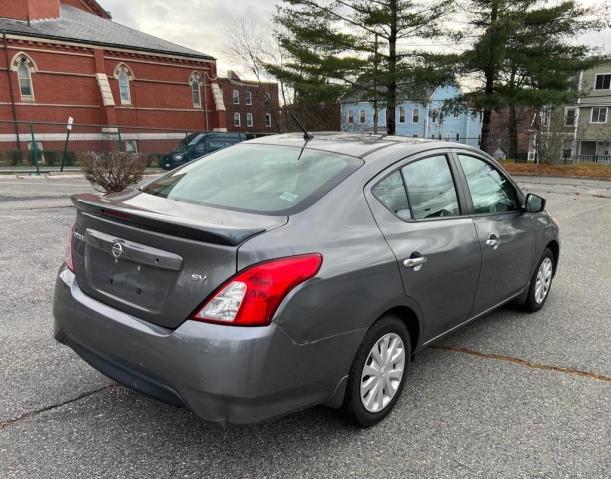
[100,0,610,78]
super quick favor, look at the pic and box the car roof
[246,132,480,160]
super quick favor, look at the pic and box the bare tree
[223,17,294,107]
[536,108,570,165]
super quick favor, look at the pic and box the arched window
[190,73,202,108]
[18,59,33,98]
[10,53,37,101]
[118,68,131,104]
[114,64,134,105]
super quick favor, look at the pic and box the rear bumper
[54,268,356,427]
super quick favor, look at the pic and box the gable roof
[0,4,214,61]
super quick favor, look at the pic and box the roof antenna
[290,113,314,141]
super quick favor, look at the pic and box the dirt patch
[501,162,611,180]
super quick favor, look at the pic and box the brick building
[486,108,536,161]
[218,71,280,135]
[0,0,226,155]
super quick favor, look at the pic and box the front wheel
[343,315,410,427]
[522,248,555,312]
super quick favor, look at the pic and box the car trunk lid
[71,191,287,329]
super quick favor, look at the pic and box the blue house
[340,84,482,147]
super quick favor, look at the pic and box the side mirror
[525,194,546,213]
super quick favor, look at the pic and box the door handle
[486,234,500,250]
[403,254,428,271]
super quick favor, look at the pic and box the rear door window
[401,155,460,219]
[372,171,411,220]
[143,144,363,215]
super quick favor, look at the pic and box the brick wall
[218,75,280,134]
[0,0,61,22]
[0,37,221,131]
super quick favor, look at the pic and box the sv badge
[191,274,208,283]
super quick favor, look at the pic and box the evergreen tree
[455,0,603,155]
[267,0,454,135]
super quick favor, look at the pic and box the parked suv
[161,132,247,170]
[54,133,559,428]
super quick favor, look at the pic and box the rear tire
[522,248,555,312]
[343,315,410,427]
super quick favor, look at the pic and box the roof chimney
[0,0,61,22]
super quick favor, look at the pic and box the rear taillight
[65,224,75,272]
[192,254,322,327]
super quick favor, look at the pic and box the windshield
[173,133,201,153]
[143,143,363,214]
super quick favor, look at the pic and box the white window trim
[190,72,202,108]
[348,110,354,124]
[233,89,240,105]
[118,70,131,105]
[359,110,366,124]
[398,107,406,124]
[265,113,272,128]
[10,53,38,102]
[412,108,420,124]
[17,59,35,101]
[594,73,611,91]
[113,63,134,106]
[245,91,252,105]
[564,107,577,127]
[192,80,202,108]
[246,112,253,128]
[234,112,241,127]
[591,106,608,124]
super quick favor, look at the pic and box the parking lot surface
[0,175,609,478]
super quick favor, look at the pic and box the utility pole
[373,33,379,135]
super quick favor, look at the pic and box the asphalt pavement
[0,175,609,478]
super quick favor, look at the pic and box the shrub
[5,149,24,166]
[62,151,77,167]
[44,150,61,166]
[79,151,148,193]
[145,153,162,167]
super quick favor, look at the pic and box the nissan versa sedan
[53,133,560,428]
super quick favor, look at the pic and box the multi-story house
[218,71,280,136]
[572,62,611,158]
[551,60,611,161]
[340,84,482,147]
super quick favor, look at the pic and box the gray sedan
[53,133,560,428]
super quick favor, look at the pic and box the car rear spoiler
[71,194,267,247]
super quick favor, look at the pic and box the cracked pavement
[0,175,609,478]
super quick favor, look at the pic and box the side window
[457,155,519,214]
[402,155,460,219]
[372,171,411,221]
[194,141,207,154]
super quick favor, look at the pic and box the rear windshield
[142,143,363,214]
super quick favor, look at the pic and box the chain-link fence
[1,117,608,170]
[0,120,197,170]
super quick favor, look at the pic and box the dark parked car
[161,132,247,170]
[54,134,560,428]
